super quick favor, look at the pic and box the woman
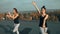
[6,8,20,34]
[32,1,48,34]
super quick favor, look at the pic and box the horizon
[0,9,60,13]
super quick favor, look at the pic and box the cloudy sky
[0,0,60,12]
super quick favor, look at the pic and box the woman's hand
[6,12,11,18]
[32,1,40,14]
[8,12,11,15]
[6,14,10,18]
[43,24,45,28]
[32,1,36,6]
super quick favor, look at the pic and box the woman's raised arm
[32,1,40,14]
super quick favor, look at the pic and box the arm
[32,1,40,14]
[43,15,48,28]
[6,12,11,18]
[6,12,19,20]
[10,14,19,20]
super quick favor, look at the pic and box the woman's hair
[13,8,18,13]
[41,6,46,10]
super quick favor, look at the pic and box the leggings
[40,27,48,34]
[13,23,20,34]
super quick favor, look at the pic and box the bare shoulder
[46,14,49,18]
[17,13,19,16]
[46,14,48,16]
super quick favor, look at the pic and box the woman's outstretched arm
[32,1,40,14]
[6,12,19,20]
[9,14,19,20]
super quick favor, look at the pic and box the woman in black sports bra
[32,1,48,34]
[6,8,20,34]
[39,15,47,27]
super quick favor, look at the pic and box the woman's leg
[40,27,45,34]
[45,27,48,34]
[16,24,20,34]
[40,27,48,34]
[13,23,20,34]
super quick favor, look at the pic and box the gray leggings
[40,27,48,34]
[13,23,20,34]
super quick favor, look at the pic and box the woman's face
[13,9,16,14]
[41,8,46,14]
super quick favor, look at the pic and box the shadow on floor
[0,24,13,34]
[20,28,32,34]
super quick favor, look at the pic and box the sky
[0,0,60,12]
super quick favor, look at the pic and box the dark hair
[41,6,46,10]
[13,8,18,13]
